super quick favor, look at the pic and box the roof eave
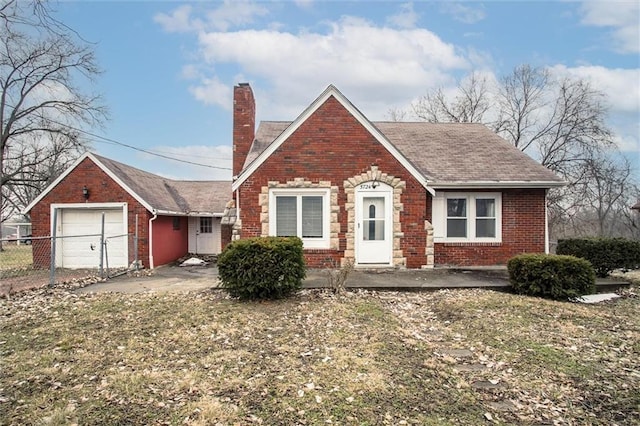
[155,210,224,217]
[431,180,567,189]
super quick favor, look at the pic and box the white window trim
[269,188,331,249]
[433,192,502,243]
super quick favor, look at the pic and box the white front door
[355,184,392,265]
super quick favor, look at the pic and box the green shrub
[507,253,595,300]
[217,236,306,300]
[557,238,640,277]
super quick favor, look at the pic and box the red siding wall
[30,157,152,268]
[237,96,429,268]
[434,189,547,266]
[151,216,188,266]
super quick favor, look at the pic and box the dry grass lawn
[1,280,639,425]
[0,244,32,270]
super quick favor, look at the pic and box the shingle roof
[246,121,563,186]
[245,121,290,167]
[93,154,230,214]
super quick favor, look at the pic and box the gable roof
[232,85,434,194]
[244,120,563,189]
[24,152,231,215]
[234,85,564,191]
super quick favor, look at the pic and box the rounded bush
[217,237,306,300]
[507,253,596,300]
[557,238,640,277]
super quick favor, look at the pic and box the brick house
[24,153,230,269]
[230,83,564,268]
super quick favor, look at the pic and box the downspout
[149,210,158,269]
[544,189,549,254]
[235,188,240,223]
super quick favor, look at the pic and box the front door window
[363,197,385,241]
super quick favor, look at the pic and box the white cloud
[191,15,469,119]
[580,1,640,53]
[154,5,200,33]
[204,0,268,32]
[549,65,640,113]
[440,3,486,24]
[189,76,232,110]
[154,1,268,33]
[293,0,314,9]
[387,2,419,29]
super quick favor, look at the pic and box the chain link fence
[1,222,138,295]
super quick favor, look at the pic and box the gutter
[154,209,224,217]
[431,181,566,189]
[148,210,158,269]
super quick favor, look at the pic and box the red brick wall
[237,95,428,268]
[30,157,152,268]
[151,216,188,266]
[434,189,547,266]
[233,84,255,177]
[221,225,232,250]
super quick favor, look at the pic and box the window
[475,198,496,238]
[270,189,329,248]
[200,217,213,234]
[446,198,467,238]
[434,192,501,242]
[172,217,181,230]
[363,197,385,241]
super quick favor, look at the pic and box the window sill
[435,241,503,246]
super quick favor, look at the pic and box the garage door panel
[59,208,127,269]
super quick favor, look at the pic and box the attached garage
[25,153,232,271]
[53,203,128,269]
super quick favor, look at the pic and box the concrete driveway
[74,265,510,294]
[75,265,220,294]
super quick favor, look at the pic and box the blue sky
[55,1,639,180]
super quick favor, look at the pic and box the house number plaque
[359,182,380,190]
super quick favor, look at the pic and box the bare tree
[413,72,490,123]
[581,154,634,237]
[494,65,549,151]
[386,107,408,122]
[2,132,82,221]
[0,0,106,243]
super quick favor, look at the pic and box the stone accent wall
[424,220,434,268]
[259,178,340,250]
[342,166,430,268]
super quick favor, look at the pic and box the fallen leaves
[1,285,639,424]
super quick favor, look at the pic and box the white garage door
[59,208,127,269]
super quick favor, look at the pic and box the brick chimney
[233,83,256,177]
